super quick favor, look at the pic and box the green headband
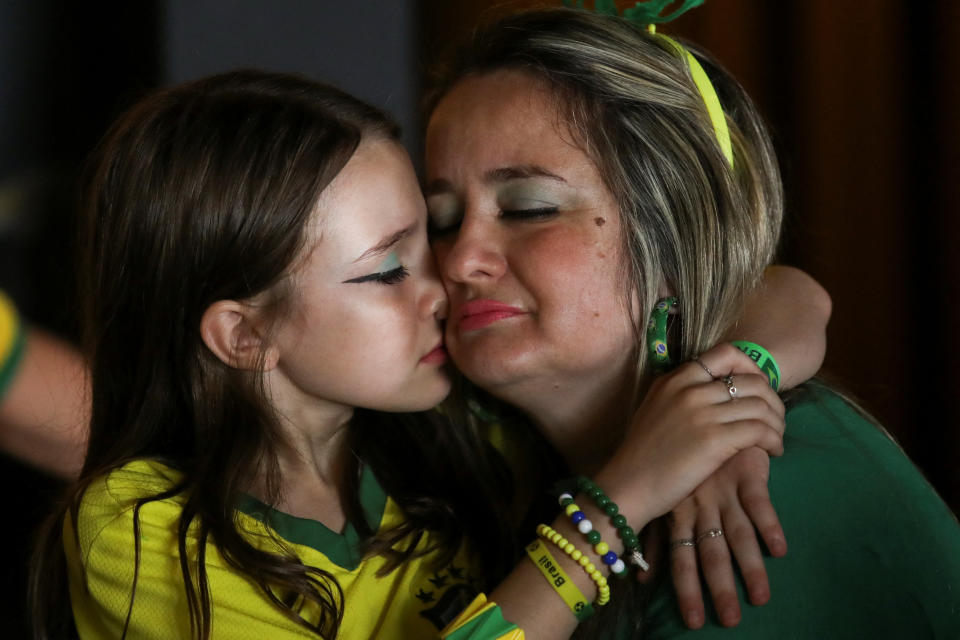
[563,0,734,166]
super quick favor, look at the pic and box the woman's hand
[667,447,786,629]
[595,344,785,530]
[664,343,788,629]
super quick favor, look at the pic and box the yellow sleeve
[440,593,524,640]
[0,290,25,399]
[65,476,193,638]
[65,461,314,639]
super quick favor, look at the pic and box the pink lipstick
[420,343,448,364]
[456,299,525,332]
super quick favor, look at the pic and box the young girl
[30,70,817,640]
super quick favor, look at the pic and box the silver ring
[696,528,725,543]
[670,537,696,550]
[694,357,715,379]
[722,375,737,400]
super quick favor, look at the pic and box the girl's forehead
[309,139,424,260]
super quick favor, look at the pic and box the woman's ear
[200,300,279,371]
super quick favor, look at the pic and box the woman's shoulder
[783,381,876,429]
[777,381,960,570]
[782,381,915,462]
[780,382,946,501]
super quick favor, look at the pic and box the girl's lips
[456,299,525,332]
[420,343,448,364]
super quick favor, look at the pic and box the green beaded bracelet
[559,493,629,578]
[576,477,649,572]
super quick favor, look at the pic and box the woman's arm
[728,265,832,390]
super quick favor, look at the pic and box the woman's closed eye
[344,252,410,286]
[498,188,561,221]
[426,192,462,237]
[428,214,461,238]
[500,204,559,221]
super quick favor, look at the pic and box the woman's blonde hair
[428,8,784,379]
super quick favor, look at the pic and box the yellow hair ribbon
[648,24,733,166]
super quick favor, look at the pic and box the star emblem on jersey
[428,572,449,588]
[415,588,435,603]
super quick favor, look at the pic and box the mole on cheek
[594,217,606,227]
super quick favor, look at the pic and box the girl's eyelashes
[370,266,409,285]
[344,266,410,286]
[343,252,410,286]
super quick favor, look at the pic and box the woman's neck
[491,362,641,475]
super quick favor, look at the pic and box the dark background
[2,1,956,635]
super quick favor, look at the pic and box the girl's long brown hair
[30,70,514,639]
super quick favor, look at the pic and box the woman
[425,8,960,638]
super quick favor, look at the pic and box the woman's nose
[435,215,507,287]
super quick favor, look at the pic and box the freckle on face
[594,217,606,227]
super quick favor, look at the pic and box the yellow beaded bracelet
[537,523,611,606]
[525,538,595,621]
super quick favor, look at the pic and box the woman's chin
[450,346,540,393]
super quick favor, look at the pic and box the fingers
[719,503,771,607]
[710,396,784,432]
[667,502,705,629]
[707,374,784,421]
[720,374,784,415]
[674,367,784,419]
[695,520,741,627]
[696,343,759,379]
[693,344,785,411]
[722,418,784,457]
[740,473,788,558]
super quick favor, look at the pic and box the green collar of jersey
[235,464,388,571]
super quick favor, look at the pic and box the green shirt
[644,385,960,638]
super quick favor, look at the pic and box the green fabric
[235,464,388,571]
[643,384,960,639]
[444,606,519,640]
[562,0,705,24]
